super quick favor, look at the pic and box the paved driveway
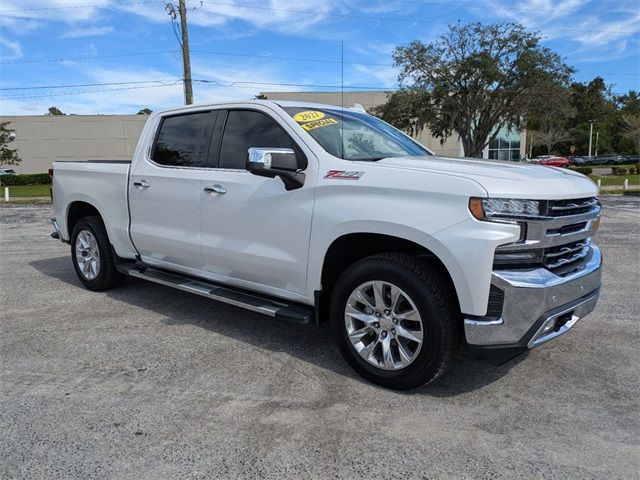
[1,198,638,479]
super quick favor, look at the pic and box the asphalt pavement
[1,197,638,479]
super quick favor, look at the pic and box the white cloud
[61,26,114,39]
[0,38,22,59]
[475,0,640,53]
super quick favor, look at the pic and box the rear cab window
[152,111,216,167]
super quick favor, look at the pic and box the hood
[362,155,598,200]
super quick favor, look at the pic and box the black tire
[330,253,462,390]
[585,161,592,166]
[70,215,124,291]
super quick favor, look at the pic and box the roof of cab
[153,99,363,116]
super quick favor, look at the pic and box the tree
[253,94,268,100]
[378,22,573,157]
[137,108,153,115]
[527,82,575,155]
[530,126,572,154]
[47,106,65,115]
[0,122,21,167]
[622,113,640,155]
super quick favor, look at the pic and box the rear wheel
[71,215,124,291]
[330,253,461,390]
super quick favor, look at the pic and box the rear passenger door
[129,110,216,272]
[198,108,316,301]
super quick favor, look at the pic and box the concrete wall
[261,91,463,158]
[0,115,148,174]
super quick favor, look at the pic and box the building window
[488,128,521,161]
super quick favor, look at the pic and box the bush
[574,166,592,175]
[612,167,628,176]
[0,173,51,186]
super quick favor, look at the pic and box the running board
[121,265,314,325]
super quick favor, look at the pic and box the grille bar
[546,197,599,217]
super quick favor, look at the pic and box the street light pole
[588,120,594,158]
[595,131,599,157]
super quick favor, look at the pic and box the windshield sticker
[293,110,325,122]
[325,170,364,180]
[301,117,338,131]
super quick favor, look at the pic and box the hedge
[0,173,51,186]
[573,166,593,175]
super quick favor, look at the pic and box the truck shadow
[30,255,528,397]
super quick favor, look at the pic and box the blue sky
[0,0,639,115]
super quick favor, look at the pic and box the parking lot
[1,197,638,479]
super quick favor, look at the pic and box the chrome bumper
[465,245,602,349]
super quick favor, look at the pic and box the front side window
[219,110,296,169]
[283,107,430,161]
[153,112,213,167]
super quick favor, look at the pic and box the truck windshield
[283,106,431,161]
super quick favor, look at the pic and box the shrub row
[0,173,51,186]
[573,166,593,175]
[612,166,638,175]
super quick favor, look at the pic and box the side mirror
[246,148,306,191]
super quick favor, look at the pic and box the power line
[0,79,396,101]
[0,50,179,65]
[3,48,640,77]
[0,80,183,91]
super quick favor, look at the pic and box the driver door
[198,108,316,300]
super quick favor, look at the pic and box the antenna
[341,40,344,159]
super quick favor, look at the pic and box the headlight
[468,197,542,221]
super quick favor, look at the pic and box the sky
[0,0,639,115]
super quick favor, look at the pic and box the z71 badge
[324,170,364,180]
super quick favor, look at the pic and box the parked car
[580,154,627,166]
[0,168,16,175]
[530,155,571,168]
[50,100,602,390]
[624,155,639,165]
[569,156,590,166]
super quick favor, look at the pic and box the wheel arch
[315,232,460,324]
[66,201,103,238]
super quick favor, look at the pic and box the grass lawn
[2,184,51,197]
[589,174,640,186]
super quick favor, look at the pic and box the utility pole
[588,120,594,158]
[595,131,599,157]
[178,0,193,105]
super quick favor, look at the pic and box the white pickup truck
[51,100,602,389]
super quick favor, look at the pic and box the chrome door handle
[133,179,151,189]
[204,184,227,194]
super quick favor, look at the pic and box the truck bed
[51,160,137,259]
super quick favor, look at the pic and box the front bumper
[465,244,602,362]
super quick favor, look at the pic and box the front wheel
[70,215,124,291]
[330,253,461,390]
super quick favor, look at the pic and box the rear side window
[153,112,213,167]
[218,110,295,169]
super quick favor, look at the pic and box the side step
[120,265,314,325]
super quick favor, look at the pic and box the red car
[530,156,571,168]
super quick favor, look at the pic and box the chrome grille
[494,197,600,276]
[545,197,598,217]
[543,240,590,272]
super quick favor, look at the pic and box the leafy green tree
[377,22,573,157]
[0,122,21,167]
[47,106,65,115]
[137,108,153,115]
